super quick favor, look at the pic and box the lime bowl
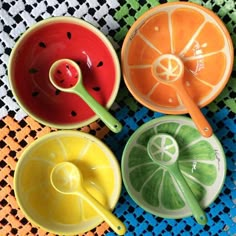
[14,131,122,235]
[121,116,226,220]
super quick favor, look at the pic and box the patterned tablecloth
[0,0,236,235]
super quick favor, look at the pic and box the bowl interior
[121,2,233,114]
[14,131,121,235]
[9,17,120,128]
[122,116,226,219]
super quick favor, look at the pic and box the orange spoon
[152,54,213,137]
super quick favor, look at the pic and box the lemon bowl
[121,116,226,220]
[14,131,122,235]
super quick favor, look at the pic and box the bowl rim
[14,130,122,235]
[121,2,234,114]
[121,115,227,219]
[8,16,121,129]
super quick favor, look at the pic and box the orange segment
[129,67,156,94]
[150,83,180,107]
[128,35,160,65]
[184,22,225,58]
[171,8,205,54]
[139,12,171,54]
[184,52,226,85]
[183,69,213,103]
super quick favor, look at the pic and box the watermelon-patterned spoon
[147,133,207,225]
[49,58,122,133]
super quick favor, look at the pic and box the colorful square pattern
[0,0,235,235]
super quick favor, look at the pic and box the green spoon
[50,162,126,235]
[147,133,207,225]
[49,58,122,133]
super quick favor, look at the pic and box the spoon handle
[77,188,126,235]
[175,84,213,138]
[170,164,207,225]
[74,83,122,133]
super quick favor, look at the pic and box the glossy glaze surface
[9,17,120,128]
[14,131,121,235]
[122,116,226,219]
[52,60,79,89]
[121,2,233,114]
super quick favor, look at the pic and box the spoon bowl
[50,161,81,194]
[147,133,208,225]
[50,162,126,235]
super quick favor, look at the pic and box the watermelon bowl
[8,17,121,129]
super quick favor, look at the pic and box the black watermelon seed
[39,42,46,48]
[67,32,72,39]
[29,68,38,74]
[32,91,39,97]
[71,110,77,116]
[60,80,64,83]
[55,89,61,95]
[97,61,103,67]
[57,70,62,74]
[92,87,100,91]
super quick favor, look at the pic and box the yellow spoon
[152,54,213,138]
[50,162,126,235]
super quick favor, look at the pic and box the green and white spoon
[147,133,207,225]
[49,58,122,133]
[50,162,126,235]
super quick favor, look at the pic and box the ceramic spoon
[147,133,207,225]
[49,59,122,133]
[152,54,212,138]
[50,162,126,235]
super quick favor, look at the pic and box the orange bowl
[121,2,234,114]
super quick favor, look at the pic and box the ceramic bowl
[121,2,233,114]
[14,131,122,235]
[122,116,226,219]
[8,17,120,129]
